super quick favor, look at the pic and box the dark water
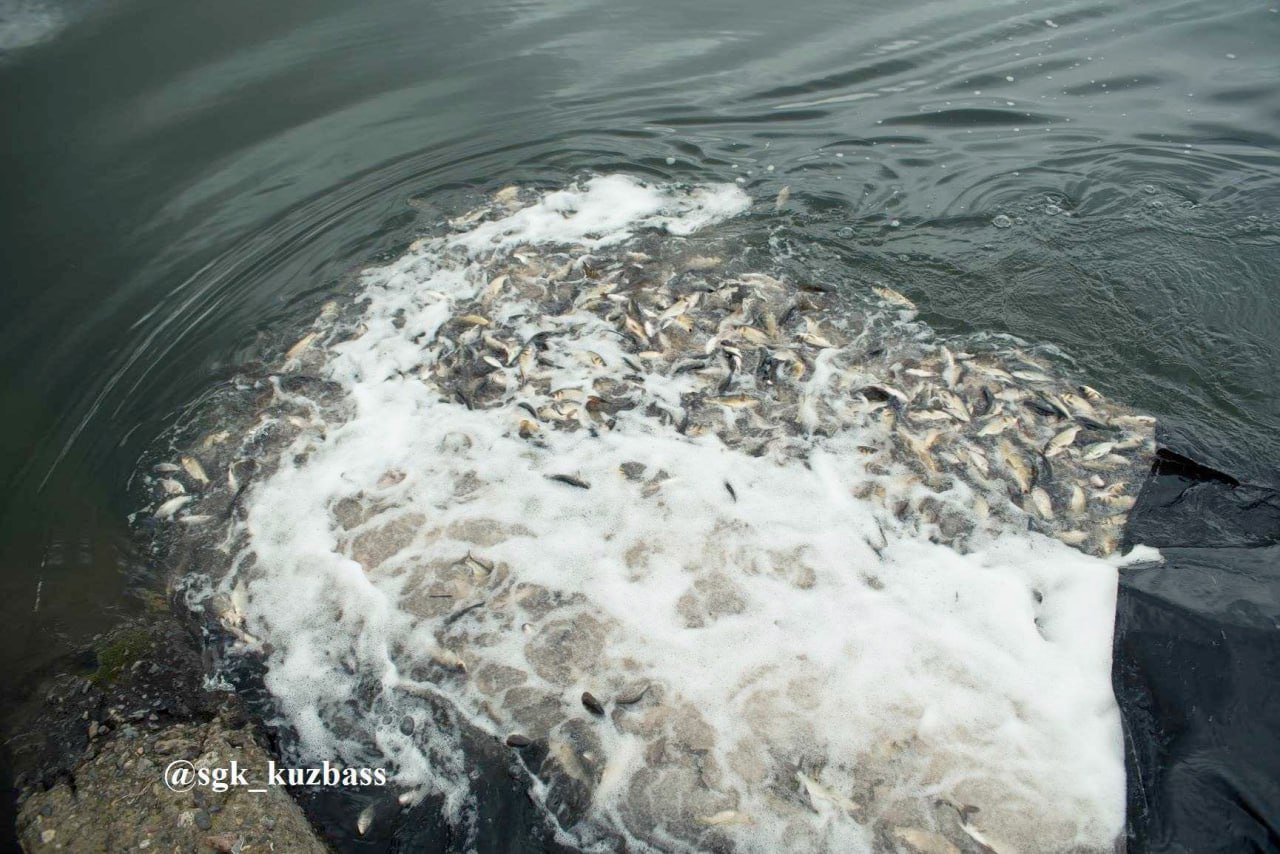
[2,0,1278,849]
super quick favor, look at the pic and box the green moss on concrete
[90,627,153,685]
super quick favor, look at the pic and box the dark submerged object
[1117,446,1280,853]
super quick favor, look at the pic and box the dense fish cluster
[414,215,1153,559]
[137,176,1154,854]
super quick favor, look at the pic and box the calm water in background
[1,0,1278,842]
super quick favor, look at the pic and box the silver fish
[181,455,209,486]
[357,804,375,836]
[977,415,1017,437]
[997,440,1032,493]
[1044,426,1081,458]
[872,286,916,311]
[1069,485,1087,514]
[1029,487,1053,520]
[1081,442,1115,461]
[285,331,319,361]
[155,496,192,520]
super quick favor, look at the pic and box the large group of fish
[137,182,1155,854]
[405,227,1153,560]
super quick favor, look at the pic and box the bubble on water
[992,214,1013,228]
[1045,18,1059,28]
[665,156,676,165]
[1005,75,1015,82]
[1045,204,1063,216]
[1142,184,1157,195]
[889,219,901,227]
[836,226,855,239]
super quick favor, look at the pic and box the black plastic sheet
[1118,450,1280,853]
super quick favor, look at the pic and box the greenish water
[1,0,1278,845]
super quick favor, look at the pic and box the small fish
[1099,494,1136,511]
[458,314,491,327]
[1081,442,1115,461]
[797,772,859,813]
[505,733,532,748]
[977,416,1017,437]
[1012,370,1053,384]
[1069,484,1087,514]
[155,496,192,520]
[699,810,753,826]
[901,429,941,473]
[942,346,962,388]
[153,462,182,473]
[709,395,759,408]
[484,274,510,302]
[493,185,520,208]
[1079,384,1104,402]
[858,384,909,405]
[448,207,489,228]
[357,804,375,837]
[971,386,994,417]
[178,514,214,525]
[736,326,772,346]
[581,691,605,716]
[181,455,209,486]
[966,448,990,477]
[1022,398,1060,418]
[1044,426,1081,457]
[973,364,1014,381]
[799,321,835,349]
[935,389,970,423]
[615,683,650,705]
[1060,392,1095,414]
[201,430,231,449]
[774,185,791,210]
[1058,530,1088,546]
[546,473,591,489]
[997,440,1033,493]
[159,478,186,496]
[872,286,916,310]
[1029,487,1053,519]
[972,494,990,523]
[285,331,319,361]
[463,552,494,578]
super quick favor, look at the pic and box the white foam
[224,175,1128,852]
[0,0,65,51]
[454,174,752,252]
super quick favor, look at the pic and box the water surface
[1,0,1278,846]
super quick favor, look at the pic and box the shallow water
[1,0,1278,848]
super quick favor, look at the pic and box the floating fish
[181,455,209,486]
[285,331,319,361]
[155,496,192,520]
[872,286,916,311]
[797,772,859,813]
[356,804,375,837]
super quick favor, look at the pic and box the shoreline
[5,611,330,853]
